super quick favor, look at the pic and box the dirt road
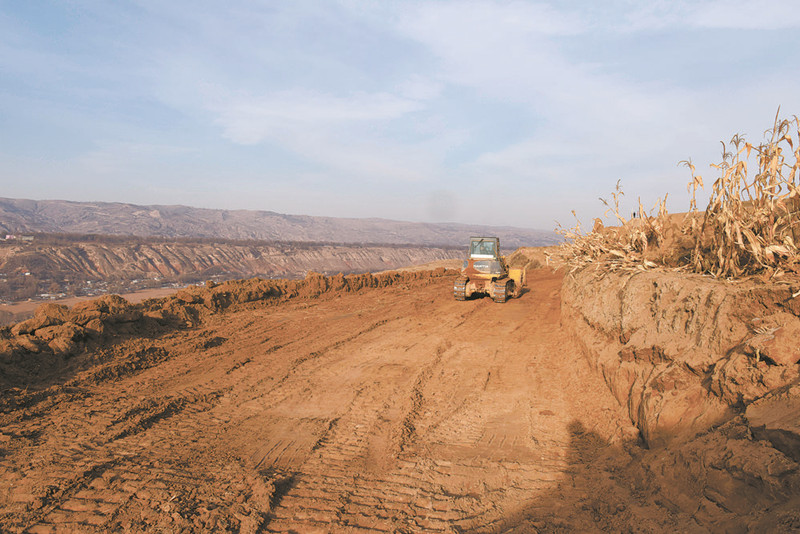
[1,270,665,532]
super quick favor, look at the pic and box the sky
[1,0,799,231]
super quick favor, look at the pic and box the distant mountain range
[0,198,559,248]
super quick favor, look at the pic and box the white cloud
[398,76,444,101]
[205,86,455,183]
[397,2,580,98]
[213,90,422,145]
[396,2,693,165]
[598,0,800,32]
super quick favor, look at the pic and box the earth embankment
[562,266,800,530]
[562,267,800,446]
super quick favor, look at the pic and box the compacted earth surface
[0,268,797,532]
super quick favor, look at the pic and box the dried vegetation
[555,111,800,279]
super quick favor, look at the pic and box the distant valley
[0,198,557,324]
[0,234,462,305]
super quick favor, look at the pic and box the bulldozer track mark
[104,386,226,444]
[25,454,271,532]
[225,356,252,374]
[263,350,519,531]
[78,346,172,385]
[285,318,391,374]
[11,458,124,533]
[247,421,328,472]
[1,388,91,428]
[398,341,449,453]
[11,390,268,533]
[265,388,401,531]
[254,318,398,408]
[308,417,341,453]
[259,440,301,470]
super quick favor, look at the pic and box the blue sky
[1,1,798,230]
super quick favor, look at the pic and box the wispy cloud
[1,0,798,227]
[75,142,197,175]
[212,90,423,144]
[205,87,451,183]
[396,2,692,171]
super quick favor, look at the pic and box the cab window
[471,240,495,256]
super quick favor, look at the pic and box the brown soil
[0,287,180,322]
[1,268,798,532]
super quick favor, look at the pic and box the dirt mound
[147,268,455,324]
[506,246,558,269]
[0,269,456,391]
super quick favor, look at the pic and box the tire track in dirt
[12,382,270,533]
[2,290,410,532]
[1,322,270,533]
[258,271,629,532]
[264,338,456,532]
[6,386,226,531]
[398,341,449,453]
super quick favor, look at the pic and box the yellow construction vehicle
[453,237,525,303]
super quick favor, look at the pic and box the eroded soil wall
[562,267,800,447]
[560,266,800,530]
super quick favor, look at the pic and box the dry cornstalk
[556,110,800,279]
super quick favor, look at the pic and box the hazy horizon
[0,195,557,230]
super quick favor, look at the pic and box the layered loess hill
[0,235,464,305]
[1,259,799,532]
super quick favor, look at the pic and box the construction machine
[453,237,525,303]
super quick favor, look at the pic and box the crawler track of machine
[491,280,508,303]
[453,278,467,301]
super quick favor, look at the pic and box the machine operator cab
[463,237,504,277]
[469,237,500,260]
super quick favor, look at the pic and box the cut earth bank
[562,264,800,531]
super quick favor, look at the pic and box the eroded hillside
[0,236,462,303]
[1,264,799,532]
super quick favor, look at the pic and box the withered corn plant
[552,180,668,273]
[687,112,800,277]
[555,110,800,278]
